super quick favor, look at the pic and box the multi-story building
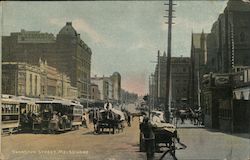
[154,51,167,105]
[120,89,138,104]
[206,0,250,73]
[201,0,250,132]
[190,32,208,107]
[2,62,44,97]
[153,51,190,108]
[2,61,77,99]
[110,72,121,102]
[171,57,190,107]
[91,72,121,102]
[91,76,112,101]
[90,83,101,100]
[2,22,92,98]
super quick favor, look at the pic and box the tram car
[1,95,20,134]
[139,110,178,153]
[16,96,39,132]
[33,99,83,133]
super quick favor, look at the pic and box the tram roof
[1,97,20,104]
[36,100,82,106]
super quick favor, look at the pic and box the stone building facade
[171,57,190,107]
[91,72,121,102]
[201,0,250,132]
[2,62,44,97]
[2,22,92,98]
[2,61,77,99]
[153,51,190,108]
[91,76,112,101]
[90,83,101,100]
[206,0,250,73]
[190,32,208,107]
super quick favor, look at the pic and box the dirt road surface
[2,117,145,160]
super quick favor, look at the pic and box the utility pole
[151,74,155,111]
[157,50,161,106]
[164,0,175,122]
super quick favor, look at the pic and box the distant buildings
[2,22,92,98]
[90,83,101,100]
[151,50,190,108]
[120,89,138,104]
[91,72,121,102]
[91,76,112,101]
[111,72,121,102]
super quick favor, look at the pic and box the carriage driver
[104,101,113,110]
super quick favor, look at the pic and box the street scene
[1,0,250,160]
[2,103,250,160]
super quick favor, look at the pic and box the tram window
[11,105,14,113]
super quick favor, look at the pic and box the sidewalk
[172,119,204,128]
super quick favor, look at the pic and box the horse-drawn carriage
[139,110,183,159]
[95,108,125,134]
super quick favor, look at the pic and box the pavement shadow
[225,132,250,139]
[232,133,250,139]
[82,131,95,135]
[205,128,221,133]
[205,128,250,139]
[82,130,121,135]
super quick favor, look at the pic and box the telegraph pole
[164,0,175,122]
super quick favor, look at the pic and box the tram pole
[164,0,175,122]
[0,4,3,158]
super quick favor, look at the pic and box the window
[35,75,38,96]
[30,74,33,95]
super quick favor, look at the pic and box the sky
[1,1,228,96]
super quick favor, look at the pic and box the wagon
[96,109,125,134]
[139,111,179,154]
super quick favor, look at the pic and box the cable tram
[34,99,83,133]
[1,96,20,134]
[18,96,39,132]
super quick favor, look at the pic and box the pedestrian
[82,112,88,128]
[93,109,99,133]
[140,117,155,160]
[127,113,131,127]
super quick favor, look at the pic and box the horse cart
[139,111,184,159]
[96,108,125,134]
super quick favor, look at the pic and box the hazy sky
[1,1,228,95]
